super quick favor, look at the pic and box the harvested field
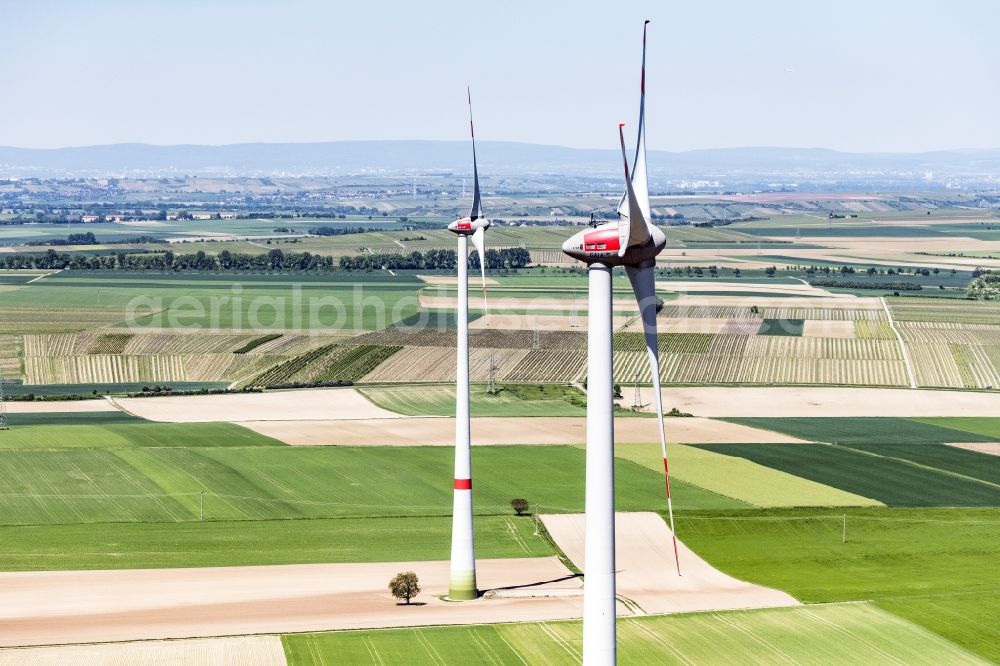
[948,442,1000,457]
[541,512,799,614]
[238,416,803,446]
[640,386,1000,417]
[117,387,403,422]
[0,558,583,646]
[0,636,286,665]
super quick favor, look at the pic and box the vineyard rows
[0,335,20,378]
[505,350,586,382]
[743,336,902,360]
[233,334,282,354]
[613,352,907,386]
[612,332,713,355]
[898,322,1000,345]
[25,355,187,385]
[890,300,1000,325]
[22,352,292,385]
[88,333,133,355]
[314,345,402,383]
[854,321,896,339]
[947,344,1000,389]
[22,332,349,358]
[356,327,586,350]
[718,319,763,335]
[660,306,886,321]
[248,343,340,386]
[361,347,534,383]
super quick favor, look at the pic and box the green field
[679,507,1000,662]
[0,444,746,526]
[0,272,427,332]
[0,414,282,449]
[0,515,552,571]
[611,442,880,508]
[359,384,588,417]
[727,417,1000,445]
[696,443,1000,506]
[282,602,985,665]
[710,417,1000,505]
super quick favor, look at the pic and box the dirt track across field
[116,387,403,423]
[237,416,807,446]
[640,386,1000,417]
[541,512,799,614]
[0,636,286,665]
[0,558,581,647]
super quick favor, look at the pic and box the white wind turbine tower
[562,21,678,664]
[446,88,490,601]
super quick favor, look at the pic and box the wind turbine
[561,21,677,664]
[446,88,489,601]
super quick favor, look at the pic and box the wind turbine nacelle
[449,217,490,235]
[562,221,666,266]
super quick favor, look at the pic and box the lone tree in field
[511,498,530,516]
[389,571,420,605]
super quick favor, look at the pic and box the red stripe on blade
[454,479,472,490]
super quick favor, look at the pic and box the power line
[487,351,499,395]
[0,375,8,430]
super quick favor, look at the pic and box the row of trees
[337,247,531,271]
[339,249,459,271]
[0,248,338,272]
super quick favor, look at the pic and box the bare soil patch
[238,416,806,446]
[947,442,1000,457]
[0,558,581,647]
[642,386,1000,417]
[802,320,857,338]
[0,636,285,665]
[540,512,798,614]
[118,388,403,423]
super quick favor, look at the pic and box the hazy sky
[2,0,998,152]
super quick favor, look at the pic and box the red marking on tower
[454,479,472,490]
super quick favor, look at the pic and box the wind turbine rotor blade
[471,226,487,315]
[617,20,653,227]
[617,124,651,257]
[625,263,681,576]
[468,87,483,221]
